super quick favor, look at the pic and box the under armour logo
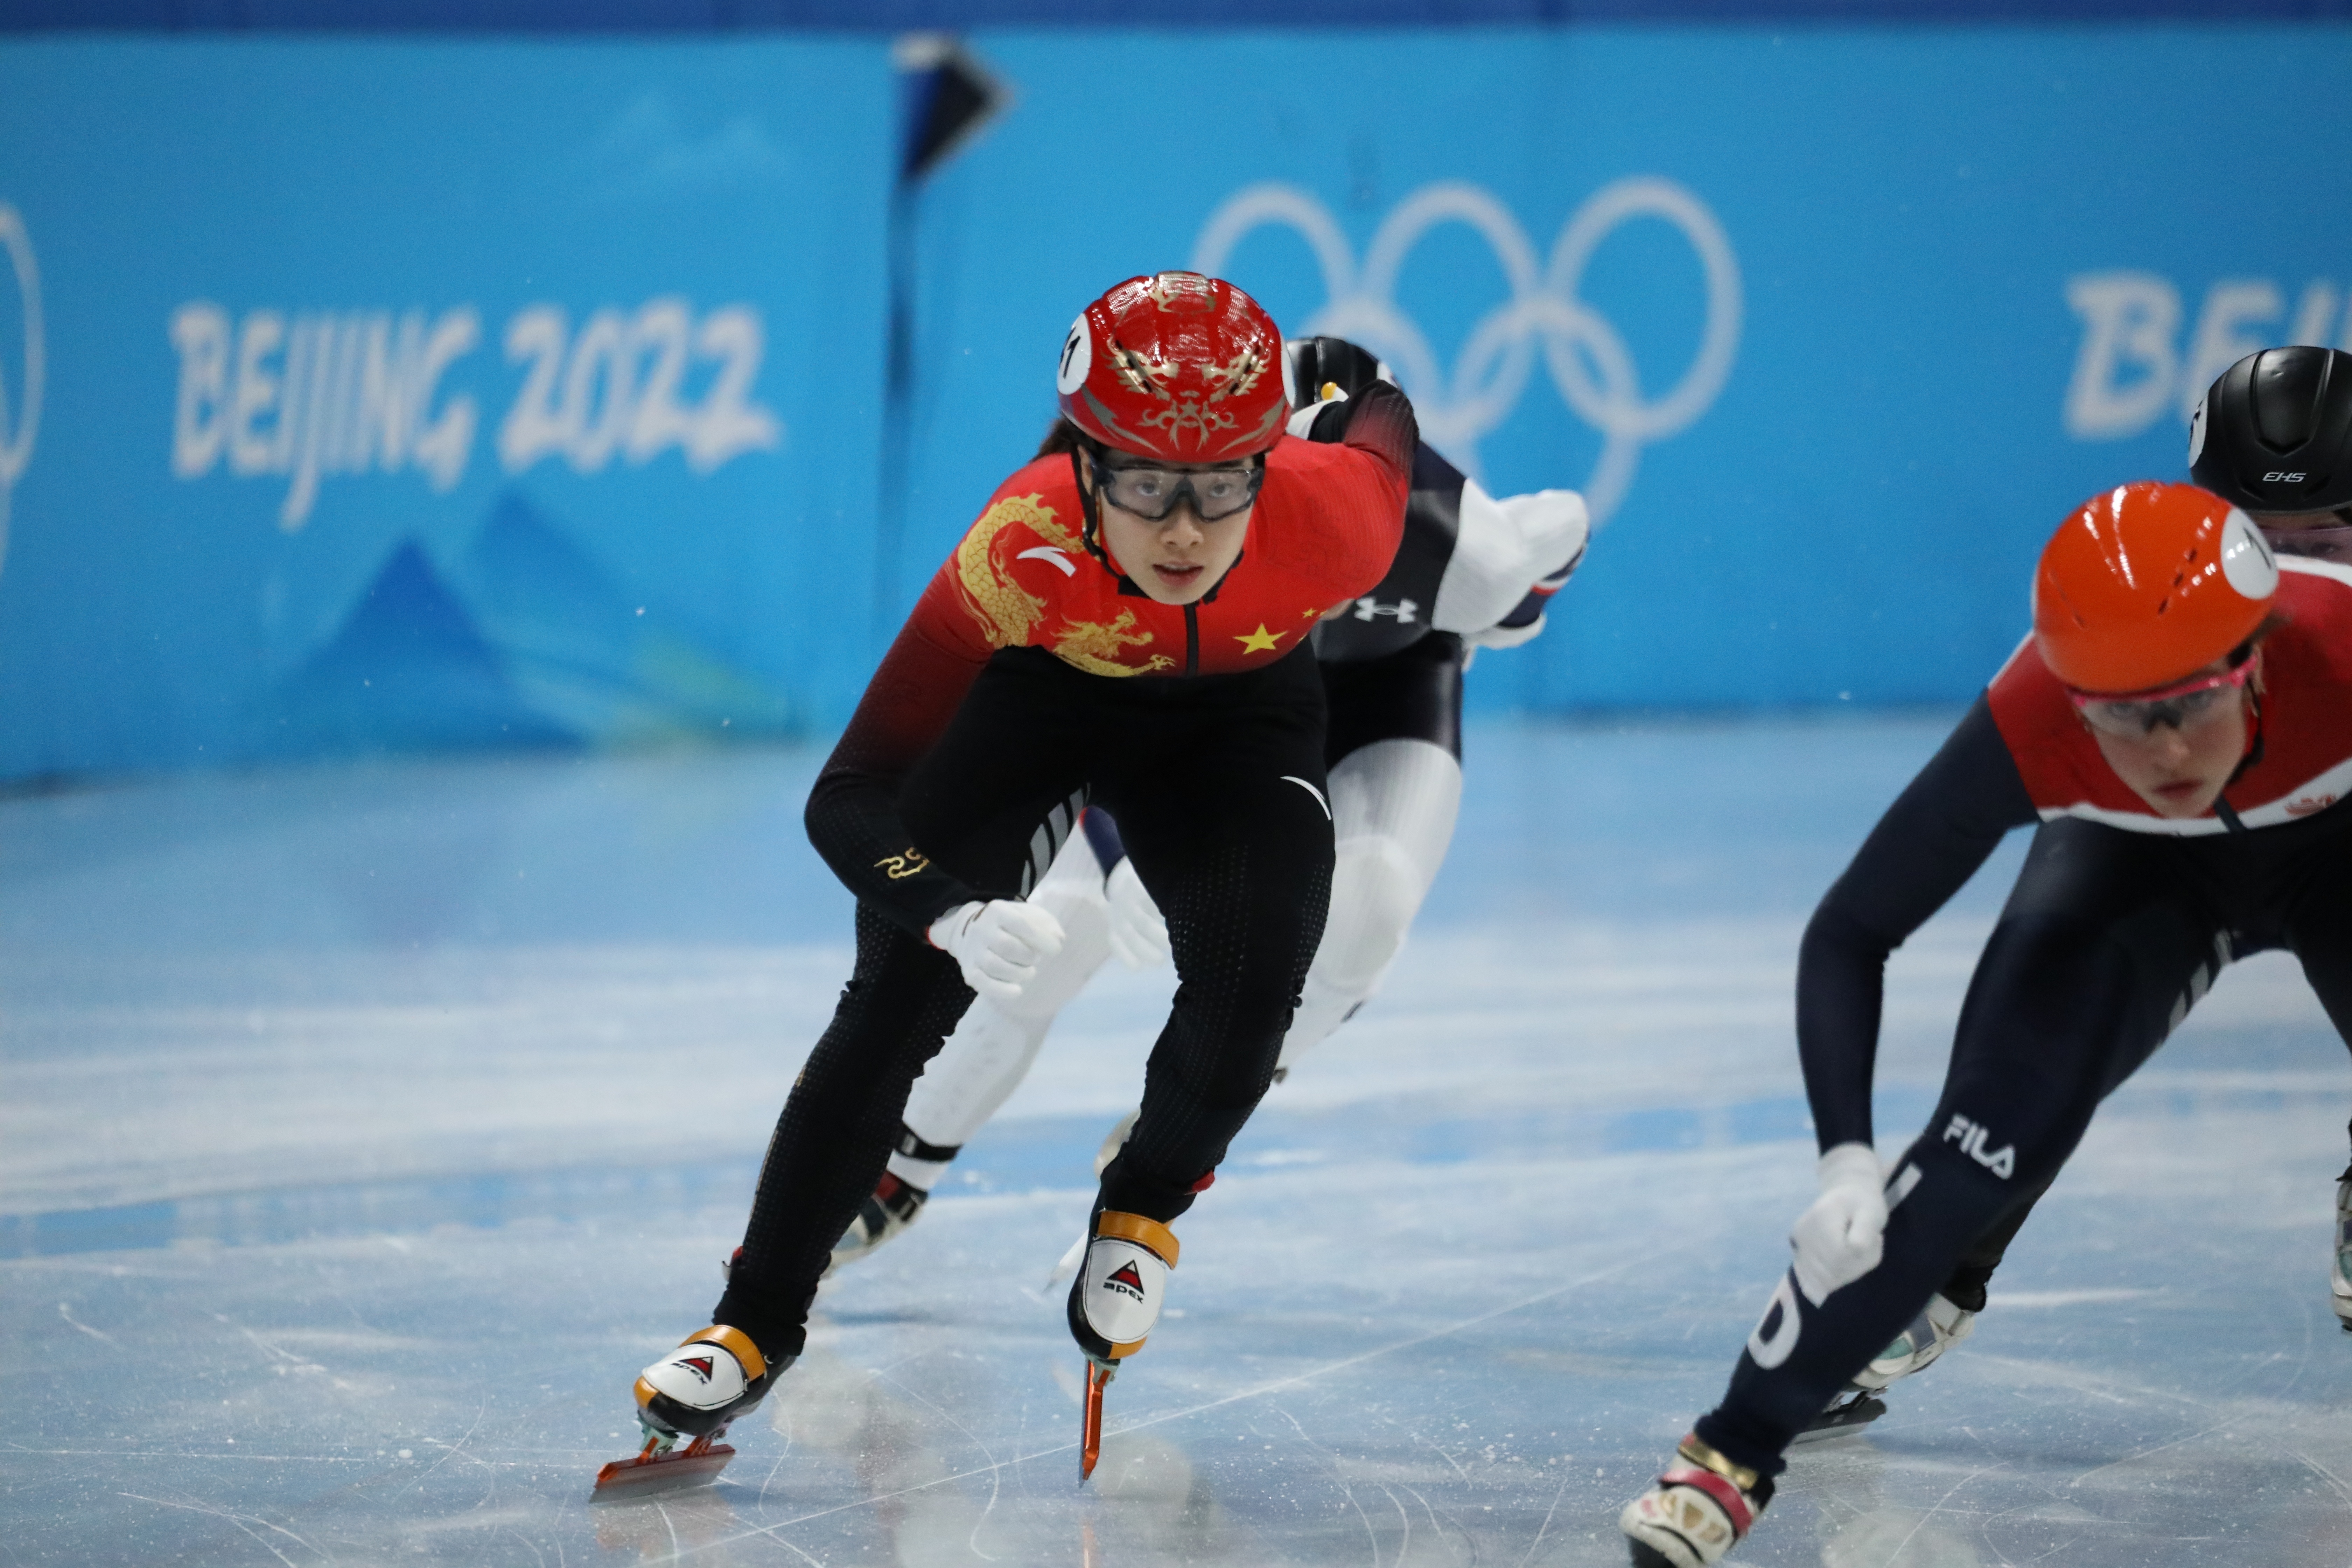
[1351,597,1418,623]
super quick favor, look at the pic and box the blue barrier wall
[889,26,2352,713]
[1,27,2349,779]
[0,39,891,778]
[6,1,2350,26]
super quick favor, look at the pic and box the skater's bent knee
[1895,1133,2058,1228]
[1319,836,1422,989]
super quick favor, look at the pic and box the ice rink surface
[6,714,2349,1567]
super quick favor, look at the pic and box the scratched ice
[5,717,2349,1566]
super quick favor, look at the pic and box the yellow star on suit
[1234,624,1285,654]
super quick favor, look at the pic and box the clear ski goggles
[1087,447,1264,523]
[2260,518,2352,563]
[2067,653,2258,738]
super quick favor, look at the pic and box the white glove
[1466,610,1546,651]
[927,899,1066,1002]
[1102,858,1169,970]
[1788,1142,1887,1306]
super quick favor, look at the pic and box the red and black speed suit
[1694,559,2352,1478]
[712,386,1417,1362]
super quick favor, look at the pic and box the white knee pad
[1275,739,1462,1070]
[895,828,1114,1180]
[1014,886,1113,1020]
[1276,839,1418,1070]
[1318,835,1423,992]
[1328,737,1461,871]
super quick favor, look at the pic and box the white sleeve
[1429,482,1590,636]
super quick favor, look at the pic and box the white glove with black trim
[1789,1142,1887,1306]
[927,899,1066,1002]
[1102,858,1170,971]
[1466,612,1546,651]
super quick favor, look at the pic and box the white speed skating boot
[2332,1176,2352,1330]
[1619,1433,1773,1567]
[1849,1291,1975,1392]
[1063,1209,1179,1479]
[632,1325,778,1443]
[1800,1290,1978,1437]
[829,1171,930,1270]
[1065,1210,1178,1364]
[594,1324,788,1497]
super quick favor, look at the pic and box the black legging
[1085,629,1465,867]
[1321,630,1465,763]
[713,644,1336,1360]
[1697,806,2352,1477]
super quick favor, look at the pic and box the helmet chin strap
[2226,685,2266,785]
[1065,444,1250,606]
[1069,447,1130,584]
[2214,683,2266,834]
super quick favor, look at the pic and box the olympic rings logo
[1192,177,1741,523]
[0,203,42,578]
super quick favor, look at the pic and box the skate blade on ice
[1792,1390,1885,1443]
[1080,1360,1109,1480]
[592,1435,736,1499]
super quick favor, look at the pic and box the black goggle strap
[2225,683,2266,791]
[2208,649,2266,831]
[1070,445,1096,550]
[1071,444,1134,585]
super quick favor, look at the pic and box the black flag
[875,36,1011,640]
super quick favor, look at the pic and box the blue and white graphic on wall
[1192,178,1740,523]
[271,489,793,760]
[0,203,38,576]
[2064,271,2352,442]
[170,297,783,531]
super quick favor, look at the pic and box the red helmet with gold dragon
[1054,273,1290,463]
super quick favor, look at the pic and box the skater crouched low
[604,272,1416,1486]
[827,332,1591,1273]
[1622,479,2352,1564]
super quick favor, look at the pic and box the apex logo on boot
[1103,1260,1147,1301]
[675,1354,717,1384]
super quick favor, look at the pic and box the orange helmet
[2032,481,2279,695]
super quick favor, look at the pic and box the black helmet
[1284,336,1393,406]
[2189,346,2352,513]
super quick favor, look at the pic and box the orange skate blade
[1079,1362,1107,1480]
[592,1437,735,1500]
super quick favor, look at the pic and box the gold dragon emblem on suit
[953,494,1174,676]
